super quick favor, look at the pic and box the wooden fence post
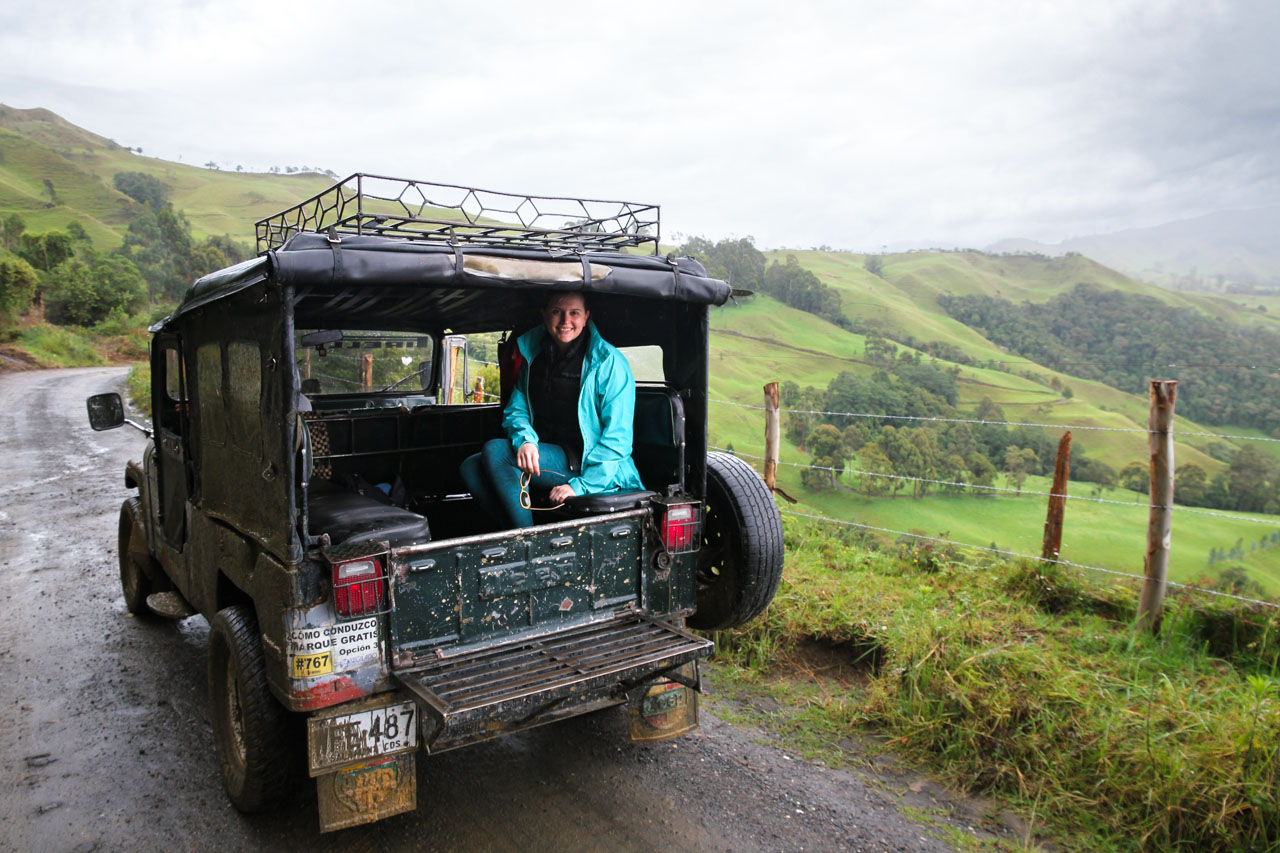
[764,382,780,491]
[1139,380,1178,634]
[1041,431,1072,562]
[360,353,373,392]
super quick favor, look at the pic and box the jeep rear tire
[119,497,158,616]
[208,605,291,813]
[688,451,783,631]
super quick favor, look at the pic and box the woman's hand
[516,442,540,475]
[548,484,577,504]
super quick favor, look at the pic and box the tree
[781,382,823,448]
[1175,463,1209,507]
[677,236,766,291]
[2,213,25,251]
[876,426,912,498]
[1003,446,1038,494]
[902,428,936,497]
[16,230,74,272]
[44,254,145,326]
[0,255,38,325]
[840,423,869,459]
[802,424,844,490]
[863,330,898,365]
[1119,460,1149,499]
[938,454,969,494]
[113,171,169,210]
[966,452,997,488]
[856,443,893,496]
[864,255,884,277]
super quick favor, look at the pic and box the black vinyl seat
[307,480,431,548]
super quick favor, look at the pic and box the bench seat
[307,480,431,549]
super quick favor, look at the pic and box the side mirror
[418,360,433,391]
[87,393,125,431]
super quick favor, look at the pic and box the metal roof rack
[255,173,661,255]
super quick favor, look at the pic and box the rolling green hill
[0,104,333,247]
[706,256,1280,597]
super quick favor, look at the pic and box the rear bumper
[393,612,712,753]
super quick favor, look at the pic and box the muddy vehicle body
[87,175,783,831]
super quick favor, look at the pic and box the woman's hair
[543,291,591,312]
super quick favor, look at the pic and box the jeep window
[196,342,225,446]
[165,347,185,401]
[619,345,664,383]
[227,340,261,446]
[294,330,433,396]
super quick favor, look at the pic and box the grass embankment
[711,516,1280,851]
[2,308,152,371]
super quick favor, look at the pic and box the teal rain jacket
[503,321,645,496]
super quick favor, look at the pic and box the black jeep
[88,175,782,831]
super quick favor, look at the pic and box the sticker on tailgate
[289,615,380,677]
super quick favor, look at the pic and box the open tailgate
[393,613,711,752]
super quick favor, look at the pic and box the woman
[461,292,644,528]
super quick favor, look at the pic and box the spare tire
[688,451,783,630]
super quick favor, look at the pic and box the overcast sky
[2,0,1278,250]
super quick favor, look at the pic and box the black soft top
[165,234,730,331]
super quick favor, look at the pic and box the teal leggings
[460,439,571,529]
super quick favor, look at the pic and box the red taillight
[332,557,384,618]
[662,504,698,553]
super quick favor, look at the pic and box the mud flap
[627,661,700,743]
[309,695,419,832]
[317,752,416,832]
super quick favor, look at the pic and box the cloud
[2,0,1277,248]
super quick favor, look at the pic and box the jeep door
[152,333,189,547]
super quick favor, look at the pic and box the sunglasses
[520,469,566,511]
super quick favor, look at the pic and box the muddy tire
[688,451,783,631]
[208,605,291,813]
[118,497,159,616]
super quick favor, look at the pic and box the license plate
[308,701,418,775]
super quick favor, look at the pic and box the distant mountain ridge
[988,205,1280,292]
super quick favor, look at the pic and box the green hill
[0,104,333,247]
[706,253,1280,597]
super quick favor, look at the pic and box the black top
[529,333,588,473]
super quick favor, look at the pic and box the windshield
[294,330,433,395]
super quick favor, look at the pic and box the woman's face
[542,293,590,350]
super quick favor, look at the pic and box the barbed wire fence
[710,394,1280,611]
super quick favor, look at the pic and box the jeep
[87,174,782,831]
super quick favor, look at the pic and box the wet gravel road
[0,367,964,853]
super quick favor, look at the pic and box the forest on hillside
[0,171,248,332]
[938,284,1280,432]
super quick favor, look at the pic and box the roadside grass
[17,323,108,367]
[710,515,1280,852]
[126,362,150,418]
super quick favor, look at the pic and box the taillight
[332,557,385,618]
[661,504,698,553]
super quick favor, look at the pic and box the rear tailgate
[394,613,711,751]
[387,509,652,657]
[385,508,711,750]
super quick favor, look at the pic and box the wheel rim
[225,662,247,769]
[121,554,142,602]
[696,495,734,604]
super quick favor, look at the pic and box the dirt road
[0,367,966,852]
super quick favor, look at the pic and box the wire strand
[778,510,1278,609]
[713,446,1280,527]
[710,398,1280,444]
